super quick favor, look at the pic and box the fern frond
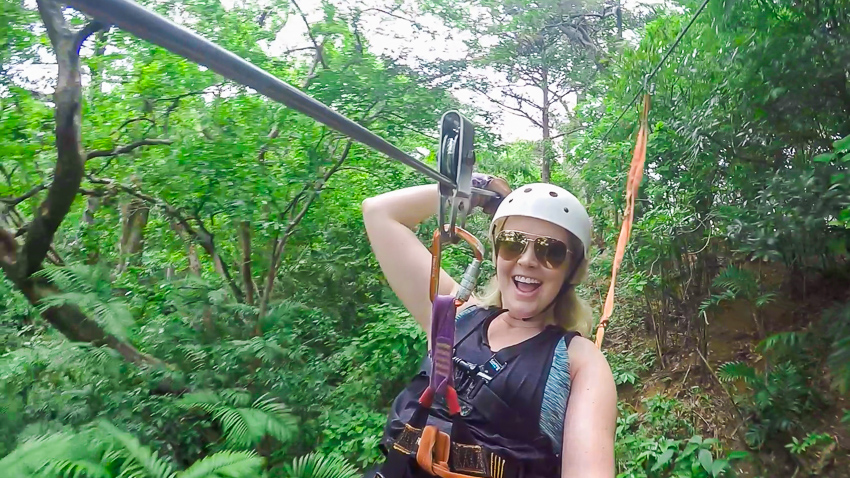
[31,265,95,294]
[177,344,209,371]
[177,390,297,449]
[177,450,264,478]
[228,337,285,364]
[93,299,135,339]
[284,453,359,478]
[219,389,252,408]
[96,420,176,478]
[759,331,807,354]
[37,459,112,478]
[718,361,758,385]
[755,292,777,308]
[0,432,78,477]
[176,391,222,415]
[37,293,132,341]
[223,302,260,317]
[828,334,850,394]
[712,265,756,296]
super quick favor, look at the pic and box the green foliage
[282,453,359,478]
[615,397,740,477]
[718,360,818,449]
[176,390,297,450]
[605,349,655,386]
[31,265,135,340]
[714,302,850,451]
[784,432,834,456]
[0,420,267,478]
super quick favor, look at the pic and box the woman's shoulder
[565,334,614,381]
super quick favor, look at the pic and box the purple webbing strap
[430,294,458,395]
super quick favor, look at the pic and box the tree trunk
[258,140,352,321]
[239,220,255,307]
[116,197,149,273]
[171,221,202,276]
[84,195,100,264]
[541,65,552,183]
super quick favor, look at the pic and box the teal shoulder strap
[539,332,577,455]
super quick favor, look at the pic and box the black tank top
[380,306,576,477]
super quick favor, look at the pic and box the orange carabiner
[429,226,485,305]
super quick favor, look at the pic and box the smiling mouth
[513,275,542,293]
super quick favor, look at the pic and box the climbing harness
[595,93,651,349]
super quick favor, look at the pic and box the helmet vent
[523,187,532,193]
[563,207,570,213]
[549,191,558,197]
[508,198,514,203]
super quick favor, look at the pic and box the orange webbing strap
[595,93,651,350]
[416,426,493,478]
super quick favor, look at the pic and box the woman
[362,175,617,478]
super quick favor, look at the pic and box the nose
[516,242,539,268]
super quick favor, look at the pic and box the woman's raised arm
[362,185,460,333]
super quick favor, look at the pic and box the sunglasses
[494,230,570,269]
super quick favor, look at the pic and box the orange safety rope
[595,93,651,349]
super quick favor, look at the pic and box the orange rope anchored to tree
[595,93,651,349]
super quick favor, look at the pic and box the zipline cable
[595,0,712,148]
[64,0,495,197]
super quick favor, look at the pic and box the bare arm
[561,337,618,478]
[361,185,461,334]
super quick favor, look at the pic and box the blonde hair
[475,233,593,337]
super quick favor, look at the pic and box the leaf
[0,433,78,476]
[38,459,112,478]
[650,447,675,472]
[96,420,176,478]
[178,451,264,478]
[834,135,850,153]
[711,458,729,477]
[813,153,835,163]
[283,453,359,478]
[699,449,714,473]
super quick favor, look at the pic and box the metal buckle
[451,443,487,475]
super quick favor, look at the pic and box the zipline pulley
[429,111,485,306]
[437,111,476,244]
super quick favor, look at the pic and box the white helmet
[489,183,592,258]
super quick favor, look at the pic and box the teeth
[513,275,541,284]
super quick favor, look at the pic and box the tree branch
[551,125,586,140]
[290,0,327,69]
[282,45,317,55]
[85,138,173,161]
[480,91,544,128]
[73,20,108,55]
[1,183,47,207]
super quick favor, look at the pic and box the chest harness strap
[377,113,519,478]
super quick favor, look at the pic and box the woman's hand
[470,173,512,215]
